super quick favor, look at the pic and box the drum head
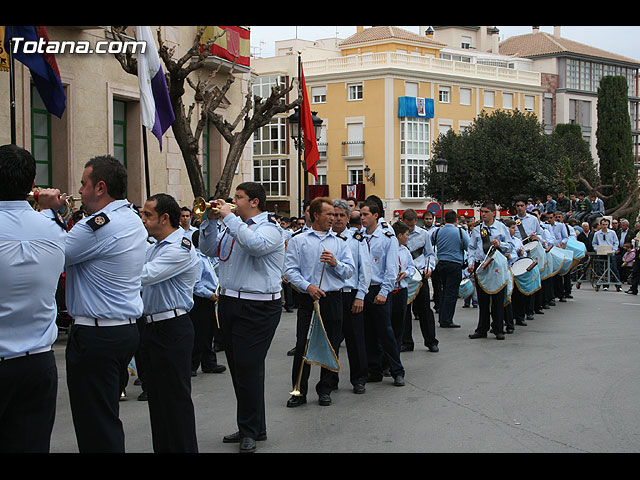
[511,257,534,275]
[523,240,539,252]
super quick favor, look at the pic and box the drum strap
[410,246,424,260]
[515,218,528,241]
[481,227,491,254]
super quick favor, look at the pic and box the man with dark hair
[360,200,405,386]
[199,182,284,453]
[180,206,197,240]
[432,210,469,329]
[285,197,355,407]
[467,203,514,340]
[0,145,66,453]
[401,208,439,352]
[36,154,147,453]
[140,193,200,452]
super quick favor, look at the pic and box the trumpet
[28,187,80,218]
[192,196,236,220]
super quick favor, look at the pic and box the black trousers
[141,314,198,453]
[66,323,139,453]
[512,287,534,321]
[218,295,281,440]
[390,287,408,349]
[437,261,463,327]
[340,290,368,387]
[474,280,506,335]
[190,295,219,372]
[0,351,57,453]
[364,285,404,379]
[402,278,438,348]
[292,292,342,397]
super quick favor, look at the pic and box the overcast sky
[248,26,640,63]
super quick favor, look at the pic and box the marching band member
[467,203,514,340]
[400,209,439,352]
[390,221,417,349]
[140,193,200,453]
[199,182,284,453]
[36,155,148,453]
[0,145,66,453]
[284,197,355,407]
[360,200,405,386]
[592,218,622,291]
[331,198,371,394]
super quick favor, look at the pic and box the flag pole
[8,27,17,144]
[142,126,151,199]
[297,53,303,217]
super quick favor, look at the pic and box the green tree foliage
[427,109,558,209]
[550,123,599,192]
[596,76,636,208]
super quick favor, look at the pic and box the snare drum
[547,246,566,277]
[510,257,541,295]
[557,248,575,276]
[458,278,475,299]
[475,250,510,294]
[504,271,513,306]
[407,270,423,304]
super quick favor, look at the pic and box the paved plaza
[48,284,640,453]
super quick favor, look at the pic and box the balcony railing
[303,52,541,86]
[342,141,365,159]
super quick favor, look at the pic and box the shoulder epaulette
[384,230,394,238]
[353,232,365,242]
[381,221,389,228]
[291,229,304,237]
[267,214,277,224]
[336,233,347,241]
[86,212,110,231]
[181,237,192,250]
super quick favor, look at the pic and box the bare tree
[111,26,302,200]
[575,170,640,219]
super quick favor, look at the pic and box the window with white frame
[439,86,451,103]
[252,75,287,101]
[503,92,513,110]
[460,88,471,106]
[524,95,535,111]
[253,117,286,155]
[349,168,363,184]
[312,86,326,104]
[461,36,472,49]
[483,90,495,108]
[348,83,363,101]
[253,158,288,197]
[400,117,430,199]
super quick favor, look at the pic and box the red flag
[299,64,319,181]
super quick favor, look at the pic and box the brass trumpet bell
[192,196,236,219]
[28,188,80,218]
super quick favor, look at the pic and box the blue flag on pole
[4,26,66,118]
[304,302,340,372]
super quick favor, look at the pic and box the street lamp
[288,107,323,216]
[435,157,448,224]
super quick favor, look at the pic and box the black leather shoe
[137,391,148,401]
[400,344,414,352]
[366,374,383,383]
[468,332,487,339]
[566,294,573,299]
[516,320,527,326]
[542,305,550,309]
[286,347,296,356]
[393,375,405,386]
[426,344,439,352]
[626,289,638,295]
[239,437,256,453]
[535,309,545,314]
[318,393,332,406]
[353,383,366,394]
[202,364,226,373]
[559,298,567,302]
[223,431,267,443]
[440,323,461,328]
[495,333,505,340]
[286,395,307,407]
[526,314,534,321]
[548,300,556,306]
[506,328,514,334]
[191,370,198,377]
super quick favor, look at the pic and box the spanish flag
[199,26,250,67]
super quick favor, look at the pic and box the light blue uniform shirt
[592,229,619,251]
[364,225,399,299]
[65,199,147,320]
[0,201,66,357]
[285,228,355,294]
[397,245,416,289]
[199,211,285,295]
[508,235,525,266]
[545,221,568,246]
[590,197,605,215]
[193,250,219,299]
[141,228,200,314]
[335,228,371,300]
[432,224,469,264]
[407,225,435,274]
[468,221,514,264]
[512,213,543,240]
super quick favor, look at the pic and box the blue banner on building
[398,96,434,118]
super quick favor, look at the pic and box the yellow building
[252,26,546,219]
[0,26,252,209]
